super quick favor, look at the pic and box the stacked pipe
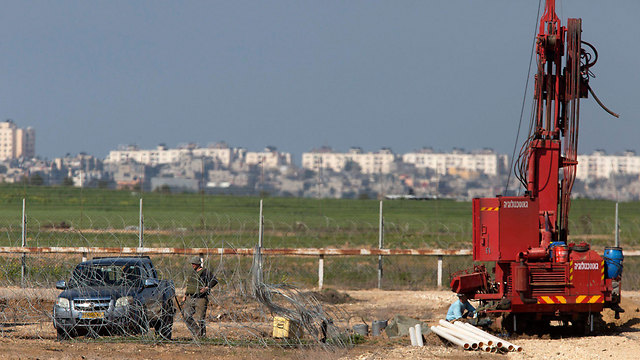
[408,324,424,347]
[430,320,523,352]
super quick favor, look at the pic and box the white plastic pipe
[459,322,511,351]
[415,324,424,347]
[409,325,417,346]
[438,320,487,347]
[430,326,472,350]
[451,321,494,346]
[458,322,522,352]
[454,321,502,348]
[458,321,520,351]
[435,325,478,350]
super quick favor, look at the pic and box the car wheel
[134,310,149,335]
[155,301,174,340]
[56,327,71,341]
[157,317,173,340]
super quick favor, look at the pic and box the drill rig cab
[450,0,622,333]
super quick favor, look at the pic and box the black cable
[588,85,620,118]
[505,0,543,195]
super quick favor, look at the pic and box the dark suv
[53,256,175,340]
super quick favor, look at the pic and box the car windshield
[68,264,142,288]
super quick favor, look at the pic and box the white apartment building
[105,145,186,165]
[402,148,506,176]
[302,147,396,174]
[0,120,35,160]
[245,147,292,169]
[576,151,640,180]
[105,143,241,167]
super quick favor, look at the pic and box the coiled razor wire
[0,204,632,348]
[0,245,354,351]
[250,246,351,348]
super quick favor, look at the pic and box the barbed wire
[0,198,636,346]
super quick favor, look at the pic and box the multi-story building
[0,120,35,160]
[192,143,241,168]
[402,148,506,176]
[105,143,242,167]
[576,150,640,180]
[105,144,189,165]
[302,147,396,174]
[245,146,292,169]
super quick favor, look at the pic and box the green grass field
[1,184,638,289]
[0,184,637,249]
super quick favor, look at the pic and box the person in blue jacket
[446,293,475,321]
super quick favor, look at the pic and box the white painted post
[82,252,87,262]
[318,254,324,290]
[258,199,264,249]
[615,202,620,247]
[21,198,26,288]
[257,199,264,283]
[378,200,383,289]
[437,255,443,288]
[138,199,144,248]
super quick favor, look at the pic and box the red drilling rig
[449,0,622,333]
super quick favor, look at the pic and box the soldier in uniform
[181,256,218,337]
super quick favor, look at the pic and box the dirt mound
[423,330,448,346]
[305,289,355,304]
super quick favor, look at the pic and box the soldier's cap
[189,256,201,265]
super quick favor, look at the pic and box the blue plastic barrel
[549,241,565,261]
[604,247,624,279]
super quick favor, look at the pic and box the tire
[56,327,71,341]
[155,301,175,340]
[156,317,173,340]
[132,307,149,335]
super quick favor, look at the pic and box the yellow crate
[272,316,303,339]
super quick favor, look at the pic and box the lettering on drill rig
[574,262,599,270]
[503,200,529,209]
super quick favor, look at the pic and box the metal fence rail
[3,246,637,290]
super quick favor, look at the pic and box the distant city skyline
[1,2,637,161]
[5,116,640,166]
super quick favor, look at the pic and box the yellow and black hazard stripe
[480,207,499,211]
[601,260,605,282]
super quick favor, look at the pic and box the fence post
[378,200,384,289]
[139,198,144,248]
[615,202,620,247]
[258,199,263,249]
[257,199,264,283]
[437,255,443,288]
[21,198,26,288]
[318,254,324,290]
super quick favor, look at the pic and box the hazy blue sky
[0,1,637,162]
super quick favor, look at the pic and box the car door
[139,262,163,320]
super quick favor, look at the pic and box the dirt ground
[1,288,640,359]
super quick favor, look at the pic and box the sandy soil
[0,289,639,359]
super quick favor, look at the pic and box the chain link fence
[0,189,637,344]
